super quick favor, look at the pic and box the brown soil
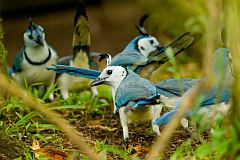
[57,108,205,159]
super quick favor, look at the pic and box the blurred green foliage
[0,17,7,72]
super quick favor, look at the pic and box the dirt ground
[53,106,205,159]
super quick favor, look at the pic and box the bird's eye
[140,46,145,50]
[149,40,154,44]
[106,70,112,75]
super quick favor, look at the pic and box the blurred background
[1,0,210,79]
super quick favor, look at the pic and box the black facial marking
[140,46,145,50]
[121,70,125,76]
[149,40,154,44]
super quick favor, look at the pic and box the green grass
[0,83,112,159]
[95,140,134,160]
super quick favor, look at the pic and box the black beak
[156,45,163,50]
[90,78,105,87]
[36,37,44,46]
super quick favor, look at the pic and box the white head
[137,36,161,57]
[23,20,45,47]
[91,66,127,89]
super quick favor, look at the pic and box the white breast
[125,107,153,124]
[12,46,58,85]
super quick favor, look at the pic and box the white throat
[106,73,126,92]
[109,80,123,92]
[25,41,49,62]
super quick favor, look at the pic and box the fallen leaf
[30,140,68,160]
[30,139,40,151]
[33,146,68,160]
[133,146,151,153]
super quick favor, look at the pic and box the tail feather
[47,64,100,79]
[154,109,177,126]
[134,32,202,78]
[72,0,95,69]
[149,32,202,63]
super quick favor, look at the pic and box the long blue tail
[134,32,202,73]
[47,64,100,80]
[154,109,177,126]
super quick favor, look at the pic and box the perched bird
[56,0,99,99]
[90,66,162,140]
[154,47,232,127]
[48,64,199,140]
[8,17,58,100]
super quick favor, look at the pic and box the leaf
[133,146,150,153]
[31,140,68,160]
[49,105,84,110]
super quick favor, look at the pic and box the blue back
[115,69,158,109]
[122,35,146,52]
[155,78,200,97]
[110,35,149,67]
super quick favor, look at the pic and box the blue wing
[7,67,13,75]
[134,94,161,109]
[110,51,148,68]
[47,64,100,79]
[154,86,231,126]
[198,86,230,107]
[155,78,199,97]
[115,69,158,109]
[11,48,25,73]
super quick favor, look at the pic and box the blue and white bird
[154,47,232,127]
[8,17,58,100]
[88,65,200,140]
[89,66,162,140]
